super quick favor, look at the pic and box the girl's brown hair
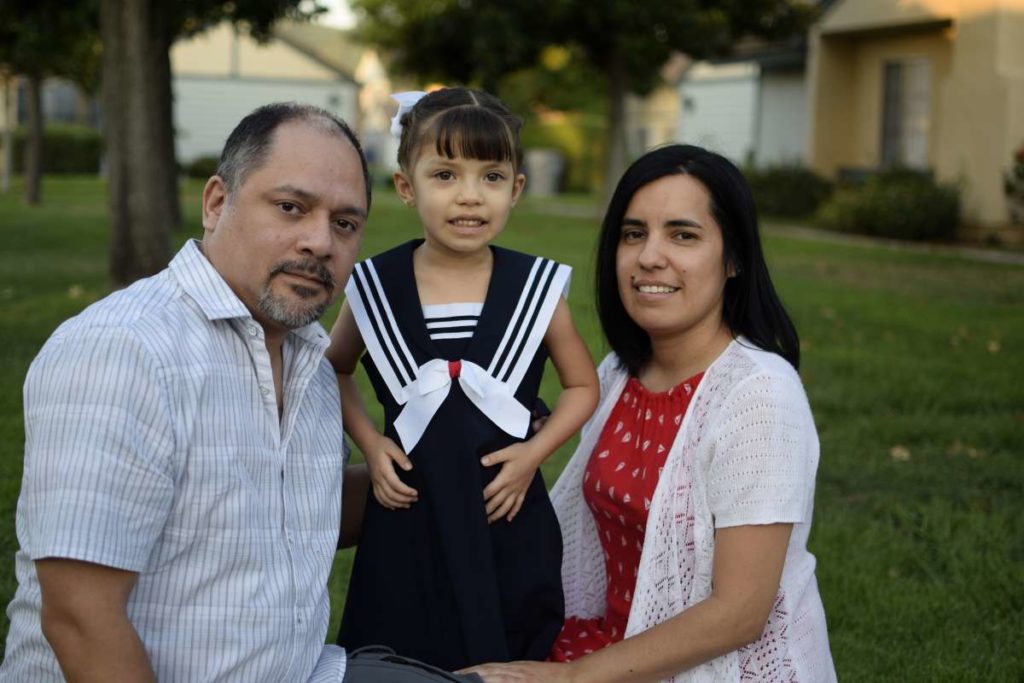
[396,87,523,172]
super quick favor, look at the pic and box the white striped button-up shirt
[1,240,348,681]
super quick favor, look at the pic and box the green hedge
[521,113,605,194]
[745,164,833,219]
[816,168,960,241]
[183,155,219,180]
[13,124,103,174]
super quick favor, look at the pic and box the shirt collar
[168,240,330,350]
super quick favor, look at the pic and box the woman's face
[615,173,732,342]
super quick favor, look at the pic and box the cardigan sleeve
[705,370,816,528]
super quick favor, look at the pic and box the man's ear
[511,173,526,206]
[393,170,415,207]
[201,176,228,234]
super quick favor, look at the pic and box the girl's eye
[435,170,454,181]
[485,172,504,182]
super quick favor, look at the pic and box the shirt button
[260,385,270,396]
[247,325,259,337]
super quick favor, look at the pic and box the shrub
[1003,142,1024,223]
[745,164,833,219]
[183,155,220,180]
[520,112,605,194]
[816,169,960,241]
[13,124,103,174]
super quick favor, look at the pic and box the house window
[880,58,931,168]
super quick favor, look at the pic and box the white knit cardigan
[551,339,836,682]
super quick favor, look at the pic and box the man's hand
[36,558,156,682]
[366,435,419,509]
[481,442,543,523]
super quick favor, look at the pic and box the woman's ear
[726,256,740,279]
[393,170,416,207]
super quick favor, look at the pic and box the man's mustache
[269,260,336,291]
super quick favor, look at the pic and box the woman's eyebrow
[665,219,704,229]
[622,217,704,229]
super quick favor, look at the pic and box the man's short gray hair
[216,102,372,209]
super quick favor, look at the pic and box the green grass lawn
[1,176,1022,680]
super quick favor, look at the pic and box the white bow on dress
[393,358,531,452]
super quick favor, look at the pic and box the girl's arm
[481,297,599,522]
[463,522,793,682]
[328,302,418,509]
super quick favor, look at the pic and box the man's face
[201,120,368,332]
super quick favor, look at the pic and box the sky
[312,0,356,28]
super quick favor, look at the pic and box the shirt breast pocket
[288,402,344,538]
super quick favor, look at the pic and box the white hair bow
[390,91,428,139]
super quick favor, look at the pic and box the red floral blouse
[549,372,702,662]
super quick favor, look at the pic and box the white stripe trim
[425,319,479,330]
[488,258,543,375]
[346,267,408,403]
[365,261,418,376]
[429,331,475,340]
[422,302,484,318]
[495,259,556,381]
[504,263,571,390]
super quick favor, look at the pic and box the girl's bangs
[429,106,518,167]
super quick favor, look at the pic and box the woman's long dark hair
[596,144,800,373]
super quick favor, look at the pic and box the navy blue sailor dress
[337,239,566,670]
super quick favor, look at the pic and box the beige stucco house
[807,0,1024,242]
[171,21,398,169]
[170,22,358,163]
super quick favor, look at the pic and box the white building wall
[677,62,759,164]
[755,71,809,166]
[173,78,358,162]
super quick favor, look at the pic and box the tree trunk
[603,50,629,201]
[154,21,182,230]
[101,0,174,286]
[24,73,43,205]
[2,75,12,194]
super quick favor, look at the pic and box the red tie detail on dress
[448,360,462,379]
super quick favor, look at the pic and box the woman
[464,145,836,682]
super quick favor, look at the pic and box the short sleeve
[706,371,816,528]
[20,325,176,571]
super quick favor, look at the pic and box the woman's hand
[460,660,575,683]
[365,435,418,509]
[480,441,543,523]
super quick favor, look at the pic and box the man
[0,104,481,682]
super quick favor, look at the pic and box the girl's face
[393,143,525,256]
[615,173,733,342]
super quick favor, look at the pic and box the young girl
[328,88,599,671]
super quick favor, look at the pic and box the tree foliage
[0,0,101,87]
[0,0,101,203]
[351,0,817,192]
